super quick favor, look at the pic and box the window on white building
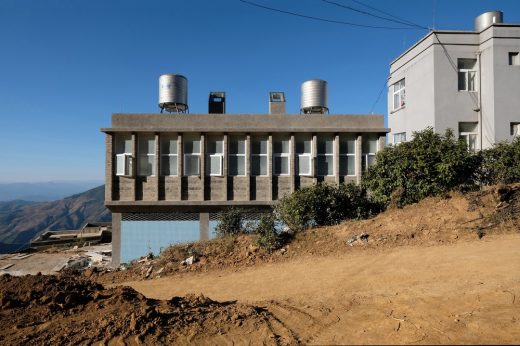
[458,59,477,91]
[229,136,246,176]
[392,79,406,111]
[251,136,268,176]
[511,122,520,137]
[160,134,178,176]
[295,134,312,176]
[459,122,478,152]
[509,52,520,66]
[183,134,201,176]
[339,134,356,176]
[206,136,224,176]
[393,132,406,145]
[137,134,156,176]
[317,134,334,176]
[115,133,132,176]
[362,135,378,171]
[273,136,290,176]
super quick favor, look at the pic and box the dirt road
[124,234,520,344]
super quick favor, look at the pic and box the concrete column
[200,133,205,201]
[268,134,273,200]
[105,133,113,202]
[200,212,209,240]
[246,134,251,200]
[312,133,317,184]
[178,134,183,198]
[111,212,121,267]
[334,133,340,185]
[154,133,160,201]
[131,133,137,201]
[223,134,229,200]
[290,133,295,192]
[378,134,386,153]
[356,134,363,185]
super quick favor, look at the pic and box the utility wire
[348,0,430,30]
[239,0,419,30]
[369,79,388,114]
[322,0,426,29]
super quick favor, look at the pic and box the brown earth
[1,185,519,345]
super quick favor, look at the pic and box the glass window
[138,134,155,176]
[296,134,312,176]
[115,133,132,176]
[317,135,334,176]
[362,135,378,171]
[229,136,246,176]
[273,135,290,176]
[184,134,201,176]
[206,136,224,176]
[459,122,478,152]
[251,136,268,176]
[392,79,405,111]
[160,134,178,176]
[339,134,356,176]
[393,132,406,145]
[458,59,477,92]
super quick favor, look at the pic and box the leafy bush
[362,128,480,207]
[477,138,520,185]
[254,214,283,253]
[274,182,378,232]
[215,207,243,237]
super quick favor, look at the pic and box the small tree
[215,207,243,237]
[477,138,520,185]
[254,214,283,253]
[362,128,480,207]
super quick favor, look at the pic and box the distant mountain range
[0,181,103,202]
[0,185,110,253]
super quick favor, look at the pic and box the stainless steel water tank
[158,74,188,113]
[301,79,328,114]
[475,11,503,32]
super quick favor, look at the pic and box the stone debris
[347,233,369,246]
[181,256,196,266]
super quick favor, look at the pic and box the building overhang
[101,113,389,134]
[106,200,275,213]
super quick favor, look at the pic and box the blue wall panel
[121,220,200,263]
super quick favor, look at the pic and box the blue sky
[1,0,518,182]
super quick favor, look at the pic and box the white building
[388,11,520,150]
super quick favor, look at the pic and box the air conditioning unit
[116,154,133,177]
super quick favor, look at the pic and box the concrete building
[102,110,388,265]
[388,11,520,150]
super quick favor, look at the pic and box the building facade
[388,11,520,150]
[102,113,388,265]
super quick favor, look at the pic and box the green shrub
[362,128,480,207]
[254,214,283,253]
[477,138,520,185]
[215,207,244,237]
[274,182,378,232]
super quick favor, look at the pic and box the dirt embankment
[0,274,298,345]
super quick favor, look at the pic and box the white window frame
[459,123,479,152]
[458,59,477,92]
[183,135,201,176]
[393,132,406,145]
[160,135,178,177]
[206,136,224,177]
[296,135,312,176]
[229,136,246,176]
[116,153,132,176]
[317,135,334,177]
[362,136,378,172]
[297,153,312,176]
[251,137,268,177]
[339,134,356,176]
[137,134,156,177]
[392,79,406,111]
[511,122,520,137]
[273,137,291,176]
